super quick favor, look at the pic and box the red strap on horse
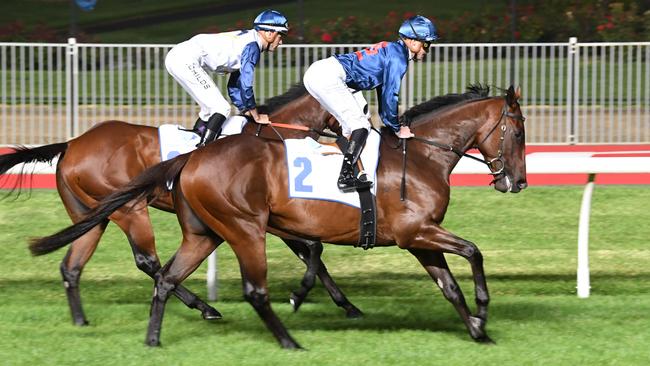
[268,122,310,131]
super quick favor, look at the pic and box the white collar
[252,30,264,52]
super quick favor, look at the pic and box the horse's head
[475,86,527,193]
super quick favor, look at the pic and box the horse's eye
[514,130,524,141]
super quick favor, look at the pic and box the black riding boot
[192,117,207,135]
[337,128,373,192]
[197,113,227,147]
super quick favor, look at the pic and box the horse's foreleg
[403,225,490,320]
[146,234,220,347]
[60,221,109,326]
[408,248,492,343]
[112,207,222,320]
[232,237,301,349]
[283,238,363,318]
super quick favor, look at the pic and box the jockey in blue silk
[165,10,289,146]
[304,15,438,192]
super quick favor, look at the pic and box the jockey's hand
[245,109,271,125]
[255,114,271,125]
[396,126,414,139]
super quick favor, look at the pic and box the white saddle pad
[285,129,380,208]
[158,116,248,162]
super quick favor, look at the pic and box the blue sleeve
[379,55,406,132]
[227,42,260,111]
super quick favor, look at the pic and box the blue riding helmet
[398,15,439,43]
[253,10,289,34]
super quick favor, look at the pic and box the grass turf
[0,186,649,365]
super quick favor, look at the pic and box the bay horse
[31,85,526,348]
[1,83,363,326]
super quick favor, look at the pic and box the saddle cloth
[158,116,248,162]
[285,129,380,208]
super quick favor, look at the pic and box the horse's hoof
[468,316,490,342]
[475,335,495,344]
[73,319,89,326]
[145,338,161,347]
[280,339,303,350]
[345,307,364,319]
[201,307,223,320]
[289,292,305,312]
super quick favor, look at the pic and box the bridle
[478,101,526,176]
[401,98,524,200]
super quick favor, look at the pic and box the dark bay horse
[31,86,526,348]
[1,83,362,326]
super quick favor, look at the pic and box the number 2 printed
[293,157,313,192]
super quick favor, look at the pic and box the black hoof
[280,339,303,350]
[201,307,223,320]
[468,315,491,342]
[145,338,161,347]
[73,319,89,326]
[474,335,495,344]
[289,292,305,312]
[345,306,364,319]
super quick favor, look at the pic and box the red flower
[596,24,605,31]
[321,33,333,43]
[403,11,417,19]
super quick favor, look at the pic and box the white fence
[1,38,649,145]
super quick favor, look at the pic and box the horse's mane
[399,83,491,126]
[257,82,308,114]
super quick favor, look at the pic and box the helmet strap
[408,20,422,41]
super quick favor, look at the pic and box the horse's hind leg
[111,205,222,320]
[408,248,492,343]
[232,236,301,349]
[57,180,108,326]
[283,238,363,318]
[146,234,221,347]
[60,222,108,326]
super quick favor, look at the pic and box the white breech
[165,42,231,121]
[303,56,371,137]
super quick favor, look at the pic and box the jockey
[165,10,289,146]
[303,15,438,192]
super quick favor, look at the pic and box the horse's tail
[29,152,192,256]
[0,143,68,194]
[0,143,67,175]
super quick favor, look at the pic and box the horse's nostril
[518,181,528,190]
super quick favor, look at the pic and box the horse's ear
[506,85,515,105]
[515,85,522,101]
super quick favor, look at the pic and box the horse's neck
[270,95,325,130]
[413,98,497,172]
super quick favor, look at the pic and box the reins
[254,121,339,141]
